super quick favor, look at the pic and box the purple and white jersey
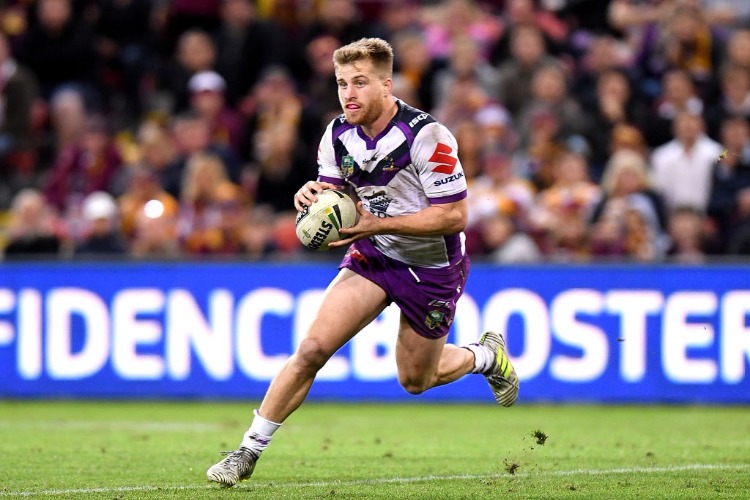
[318,99,468,268]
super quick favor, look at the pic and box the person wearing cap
[74,191,126,256]
[188,70,246,156]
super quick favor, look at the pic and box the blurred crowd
[2,0,750,263]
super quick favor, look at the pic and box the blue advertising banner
[0,262,748,403]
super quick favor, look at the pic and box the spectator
[423,0,503,62]
[431,34,501,118]
[118,163,179,241]
[176,152,246,255]
[466,149,535,239]
[213,0,286,107]
[74,191,126,256]
[46,87,88,154]
[187,70,245,155]
[589,149,668,259]
[726,188,750,254]
[162,111,243,198]
[43,116,123,217]
[241,67,321,162]
[704,64,750,139]
[660,4,723,96]
[573,34,632,110]
[392,30,443,112]
[530,150,602,243]
[154,29,216,115]
[585,68,650,176]
[724,28,750,72]
[643,68,705,148]
[490,0,568,65]
[496,23,559,118]
[16,0,100,101]
[477,211,542,263]
[129,201,181,258]
[251,123,317,214]
[2,188,62,259]
[666,205,710,263]
[516,63,591,151]
[707,117,750,247]
[302,34,343,129]
[0,31,40,206]
[650,112,723,213]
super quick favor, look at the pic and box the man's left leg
[394,314,519,405]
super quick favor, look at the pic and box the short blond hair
[333,37,394,79]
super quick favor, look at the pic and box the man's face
[336,60,390,127]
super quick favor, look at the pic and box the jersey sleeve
[411,122,468,204]
[317,121,346,186]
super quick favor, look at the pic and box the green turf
[0,401,748,499]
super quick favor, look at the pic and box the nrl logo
[424,309,445,330]
[342,155,355,178]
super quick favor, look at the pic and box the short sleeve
[317,122,345,185]
[411,122,468,204]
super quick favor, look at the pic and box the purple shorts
[339,238,470,339]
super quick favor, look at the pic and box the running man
[207,37,519,488]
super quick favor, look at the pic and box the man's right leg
[207,269,388,487]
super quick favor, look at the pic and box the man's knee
[398,374,432,395]
[293,338,332,373]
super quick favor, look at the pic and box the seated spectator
[187,71,246,155]
[666,206,710,263]
[153,29,216,115]
[726,188,750,254]
[650,112,723,213]
[496,23,560,118]
[724,28,750,73]
[250,123,318,213]
[465,149,535,253]
[704,64,750,139]
[129,201,181,259]
[477,211,542,263]
[585,68,650,176]
[43,116,124,239]
[516,63,592,154]
[643,68,705,148]
[239,205,280,259]
[15,0,99,100]
[213,0,286,107]
[161,111,243,198]
[74,191,126,256]
[176,152,247,255]
[529,150,602,244]
[2,188,62,259]
[707,117,750,248]
[431,34,501,119]
[422,0,503,62]
[490,0,568,65]
[118,163,179,241]
[589,150,669,261]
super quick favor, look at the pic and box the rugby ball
[295,190,357,250]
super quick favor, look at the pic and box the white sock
[464,344,494,374]
[240,409,282,454]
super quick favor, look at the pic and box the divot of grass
[532,429,549,445]
[504,459,520,475]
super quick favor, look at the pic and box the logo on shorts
[425,309,445,330]
[342,155,355,178]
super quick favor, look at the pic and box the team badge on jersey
[425,309,445,330]
[342,155,354,178]
[364,190,391,218]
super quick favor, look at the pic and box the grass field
[0,401,748,499]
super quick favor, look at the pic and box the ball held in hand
[295,189,357,250]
